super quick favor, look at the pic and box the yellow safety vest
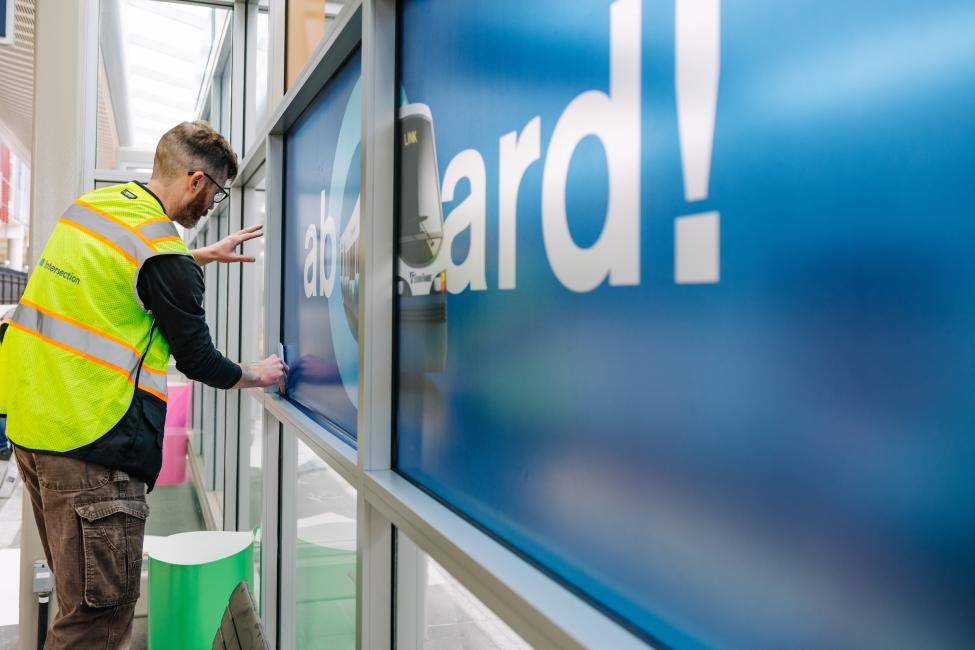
[0,182,192,452]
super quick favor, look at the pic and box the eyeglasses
[188,170,230,203]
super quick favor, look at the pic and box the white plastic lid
[146,530,253,566]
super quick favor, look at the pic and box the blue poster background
[395,1,975,648]
[283,49,361,440]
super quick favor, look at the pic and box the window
[245,0,271,153]
[293,439,357,648]
[96,0,232,172]
[285,0,348,90]
[397,531,530,649]
[280,48,361,440]
[0,141,29,271]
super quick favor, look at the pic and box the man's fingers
[278,360,288,394]
[237,230,263,243]
[233,225,264,243]
[225,253,256,263]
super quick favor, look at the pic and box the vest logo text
[37,258,81,285]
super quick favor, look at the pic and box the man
[0,121,287,648]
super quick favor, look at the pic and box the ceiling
[0,0,34,162]
[0,0,225,169]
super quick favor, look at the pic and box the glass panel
[242,394,264,608]
[281,49,360,440]
[285,0,348,90]
[241,167,267,362]
[396,531,530,649]
[192,380,202,448]
[219,65,232,141]
[245,0,271,153]
[395,2,975,649]
[96,0,232,171]
[214,212,227,508]
[294,439,357,649]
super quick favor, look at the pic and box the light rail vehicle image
[398,103,447,374]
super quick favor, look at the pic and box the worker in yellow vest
[0,121,287,648]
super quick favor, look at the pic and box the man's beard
[172,191,210,228]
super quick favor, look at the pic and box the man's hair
[151,120,239,182]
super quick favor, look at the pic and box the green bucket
[147,531,254,650]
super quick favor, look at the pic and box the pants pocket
[75,499,150,607]
[37,455,111,492]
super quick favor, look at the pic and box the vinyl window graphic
[398,103,447,374]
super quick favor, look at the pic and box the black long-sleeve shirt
[61,253,241,489]
[137,255,242,389]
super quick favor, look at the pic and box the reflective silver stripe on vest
[12,303,142,376]
[137,220,179,241]
[136,368,168,397]
[62,203,156,266]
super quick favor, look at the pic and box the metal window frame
[260,416,282,648]
[357,1,396,647]
[92,170,151,185]
[213,0,242,518]
[261,123,286,648]
[153,0,236,8]
[278,421,298,650]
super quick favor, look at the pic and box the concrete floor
[146,479,207,536]
[0,624,16,650]
[0,453,205,650]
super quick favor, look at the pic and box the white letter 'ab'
[541,0,641,292]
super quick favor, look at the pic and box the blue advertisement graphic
[395,1,975,648]
[283,49,361,440]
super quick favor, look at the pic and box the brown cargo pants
[14,448,149,649]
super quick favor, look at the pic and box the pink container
[157,383,192,486]
[165,382,192,428]
[157,427,188,486]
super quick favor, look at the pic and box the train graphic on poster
[336,103,447,373]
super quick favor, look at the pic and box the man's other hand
[191,224,264,266]
[235,354,289,392]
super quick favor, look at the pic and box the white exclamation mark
[674,0,721,284]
